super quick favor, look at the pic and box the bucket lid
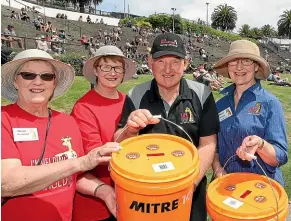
[207,173,288,219]
[110,134,199,183]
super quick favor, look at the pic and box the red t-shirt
[1,103,84,221]
[71,89,126,221]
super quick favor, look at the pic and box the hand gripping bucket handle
[110,115,194,173]
[213,153,280,221]
[114,115,194,144]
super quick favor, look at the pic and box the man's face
[148,55,188,90]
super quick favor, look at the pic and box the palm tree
[261,24,276,37]
[239,24,251,37]
[64,0,103,13]
[211,4,237,31]
[277,10,291,39]
[249,27,262,39]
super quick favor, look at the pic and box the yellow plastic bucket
[110,134,200,221]
[206,173,289,221]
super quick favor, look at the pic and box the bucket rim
[206,173,289,219]
[110,133,199,183]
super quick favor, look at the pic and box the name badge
[13,128,39,142]
[219,107,233,122]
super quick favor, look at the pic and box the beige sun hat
[83,45,136,84]
[1,49,75,102]
[213,40,270,79]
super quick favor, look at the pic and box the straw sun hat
[213,40,270,79]
[1,49,75,102]
[83,45,136,85]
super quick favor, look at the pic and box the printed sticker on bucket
[171,150,185,157]
[223,197,244,209]
[152,162,175,173]
[126,152,140,160]
[146,144,159,151]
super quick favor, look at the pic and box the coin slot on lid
[240,190,252,199]
[147,153,165,157]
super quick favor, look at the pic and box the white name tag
[219,107,233,122]
[13,128,39,142]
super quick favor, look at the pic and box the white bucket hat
[1,49,75,102]
[214,40,270,79]
[83,45,136,84]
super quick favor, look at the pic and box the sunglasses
[17,72,56,81]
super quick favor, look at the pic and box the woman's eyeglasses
[17,72,56,81]
[97,65,124,74]
[228,59,254,66]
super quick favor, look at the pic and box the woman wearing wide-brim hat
[1,49,121,221]
[71,45,136,221]
[212,40,288,186]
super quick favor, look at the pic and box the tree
[249,27,262,39]
[277,9,291,39]
[148,14,172,30]
[211,4,237,31]
[239,24,251,37]
[136,21,152,29]
[260,24,276,37]
[197,18,206,26]
[64,0,103,13]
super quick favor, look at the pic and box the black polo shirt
[118,78,220,147]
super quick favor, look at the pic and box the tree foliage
[120,14,256,43]
[63,0,103,13]
[260,24,276,37]
[211,4,237,31]
[136,21,152,28]
[277,9,291,39]
[249,27,262,39]
[239,24,277,39]
[239,24,251,37]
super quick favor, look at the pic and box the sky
[96,0,291,32]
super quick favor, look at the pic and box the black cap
[150,33,186,59]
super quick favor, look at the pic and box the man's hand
[126,109,160,134]
[213,167,227,179]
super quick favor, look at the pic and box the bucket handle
[213,154,279,221]
[114,115,194,144]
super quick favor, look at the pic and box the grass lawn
[2,74,291,200]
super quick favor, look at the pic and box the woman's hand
[236,135,263,161]
[79,142,122,171]
[96,185,117,217]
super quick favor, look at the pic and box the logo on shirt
[180,107,195,124]
[55,137,77,159]
[248,102,262,115]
